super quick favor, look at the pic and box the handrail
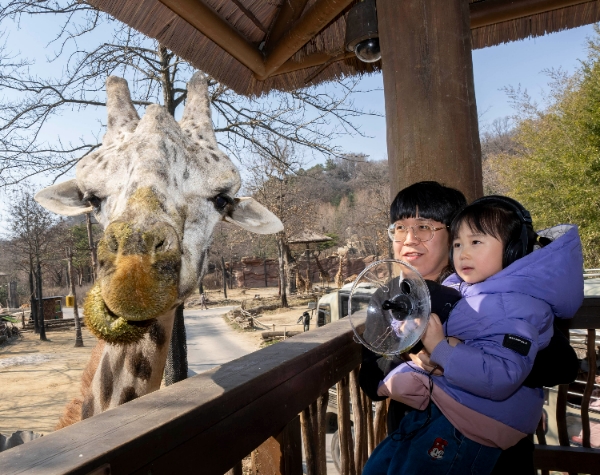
[2,298,600,474]
[0,316,364,475]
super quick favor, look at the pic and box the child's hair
[450,196,539,267]
[390,181,467,226]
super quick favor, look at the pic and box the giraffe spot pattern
[100,354,114,411]
[119,386,139,405]
[128,351,152,381]
[149,322,167,348]
[81,394,95,420]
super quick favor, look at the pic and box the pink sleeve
[377,371,431,411]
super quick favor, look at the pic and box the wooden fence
[1,300,600,474]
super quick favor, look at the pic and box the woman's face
[392,216,450,281]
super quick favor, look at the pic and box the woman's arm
[523,322,578,388]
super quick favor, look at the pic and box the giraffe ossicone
[32,72,282,429]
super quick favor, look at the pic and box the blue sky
[343,23,596,162]
[0,17,596,225]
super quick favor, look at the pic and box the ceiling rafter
[257,0,354,80]
[263,0,311,53]
[229,0,267,34]
[158,0,266,75]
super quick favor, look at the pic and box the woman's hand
[421,313,445,354]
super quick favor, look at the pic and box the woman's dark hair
[390,181,467,226]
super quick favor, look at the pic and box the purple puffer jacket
[430,224,584,434]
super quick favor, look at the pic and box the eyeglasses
[387,222,447,243]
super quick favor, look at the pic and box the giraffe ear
[224,197,283,234]
[35,180,93,216]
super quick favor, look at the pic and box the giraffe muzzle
[88,221,182,342]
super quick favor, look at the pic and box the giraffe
[295,267,307,295]
[334,250,348,289]
[34,72,283,428]
[313,252,331,288]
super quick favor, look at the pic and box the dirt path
[0,328,96,435]
[0,288,319,437]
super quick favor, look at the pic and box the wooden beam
[158,0,266,76]
[230,0,267,34]
[534,445,600,473]
[264,0,310,53]
[378,0,483,201]
[561,297,600,329]
[272,51,355,77]
[470,0,593,29]
[257,0,355,80]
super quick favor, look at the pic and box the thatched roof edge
[472,0,600,49]
[88,0,600,97]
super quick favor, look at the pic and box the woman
[359,181,579,475]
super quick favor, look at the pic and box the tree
[0,2,374,186]
[486,25,600,265]
[245,138,318,306]
[6,188,57,340]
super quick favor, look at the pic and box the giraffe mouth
[84,283,156,344]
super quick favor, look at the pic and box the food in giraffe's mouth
[84,283,156,344]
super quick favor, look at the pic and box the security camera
[354,37,381,63]
[345,0,380,64]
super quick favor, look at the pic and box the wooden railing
[534,297,600,475]
[1,299,599,475]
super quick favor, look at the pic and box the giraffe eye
[83,193,102,210]
[212,193,232,212]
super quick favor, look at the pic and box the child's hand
[408,351,443,375]
[421,313,445,354]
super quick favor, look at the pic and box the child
[363,195,583,475]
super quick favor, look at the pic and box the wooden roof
[287,230,333,244]
[88,0,600,96]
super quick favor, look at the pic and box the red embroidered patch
[428,437,448,460]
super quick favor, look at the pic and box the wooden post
[85,213,98,282]
[349,368,367,474]
[337,375,356,475]
[66,248,84,347]
[36,259,47,341]
[251,415,303,475]
[221,256,228,299]
[264,258,268,288]
[377,0,482,202]
[225,462,243,475]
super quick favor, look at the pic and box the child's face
[452,222,504,284]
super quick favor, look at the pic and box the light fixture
[345,0,381,63]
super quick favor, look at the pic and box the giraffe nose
[101,222,180,257]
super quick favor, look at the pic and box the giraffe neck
[82,309,175,419]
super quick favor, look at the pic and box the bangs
[390,181,467,226]
[451,205,519,246]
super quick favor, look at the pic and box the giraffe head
[35,72,282,343]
